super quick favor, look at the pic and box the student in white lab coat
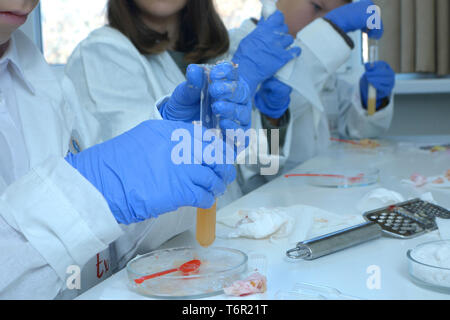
[230,0,396,193]
[65,0,299,206]
[0,0,245,299]
[66,0,395,204]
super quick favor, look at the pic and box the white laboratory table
[78,137,450,300]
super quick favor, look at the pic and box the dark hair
[107,0,229,64]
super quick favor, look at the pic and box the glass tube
[367,40,379,116]
[196,65,218,248]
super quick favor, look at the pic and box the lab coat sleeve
[0,157,123,299]
[335,78,394,139]
[233,18,353,190]
[294,18,353,90]
[65,39,160,141]
[0,214,62,299]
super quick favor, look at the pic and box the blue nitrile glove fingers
[325,0,384,39]
[360,61,396,110]
[254,77,292,119]
[232,10,301,95]
[207,62,252,158]
[209,62,252,131]
[159,64,205,122]
[209,62,239,81]
[65,120,236,225]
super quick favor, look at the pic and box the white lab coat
[65,26,179,140]
[0,30,193,299]
[65,26,244,208]
[0,30,122,299]
[227,18,394,193]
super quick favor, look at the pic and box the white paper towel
[216,207,295,240]
[216,205,364,244]
[357,188,439,214]
[356,188,405,213]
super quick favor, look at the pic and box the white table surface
[78,138,450,300]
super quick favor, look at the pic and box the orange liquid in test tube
[367,41,379,116]
[196,201,217,248]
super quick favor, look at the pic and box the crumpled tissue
[223,272,267,297]
[216,205,364,244]
[356,188,405,213]
[216,207,295,240]
[356,188,438,214]
[402,170,450,189]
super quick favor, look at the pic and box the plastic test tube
[367,40,379,116]
[196,65,218,248]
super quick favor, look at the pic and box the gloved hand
[158,64,204,123]
[360,61,396,110]
[254,77,292,119]
[159,63,252,134]
[232,10,301,95]
[324,0,384,39]
[209,62,252,132]
[65,120,236,225]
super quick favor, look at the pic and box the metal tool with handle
[287,199,450,260]
[286,222,382,260]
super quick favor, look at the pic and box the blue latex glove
[360,61,396,110]
[158,64,204,122]
[232,10,301,95]
[324,0,384,39]
[254,77,292,119]
[159,63,252,134]
[65,120,236,225]
[209,62,252,132]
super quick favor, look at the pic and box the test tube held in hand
[196,65,218,248]
[367,41,379,116]
[196,202,217,247]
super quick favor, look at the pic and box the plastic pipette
[367,41,379,116]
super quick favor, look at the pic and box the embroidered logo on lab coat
[68,130,83,154]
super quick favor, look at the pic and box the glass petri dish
[407,240,450,294]
[126,247,248,299]
[299,168,380,189]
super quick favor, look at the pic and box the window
[40,0,108,65]
[214,0,261,29]
[38,0,262,65]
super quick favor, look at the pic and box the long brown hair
[107,0,229,64]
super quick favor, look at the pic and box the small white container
[407,240,450,294]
